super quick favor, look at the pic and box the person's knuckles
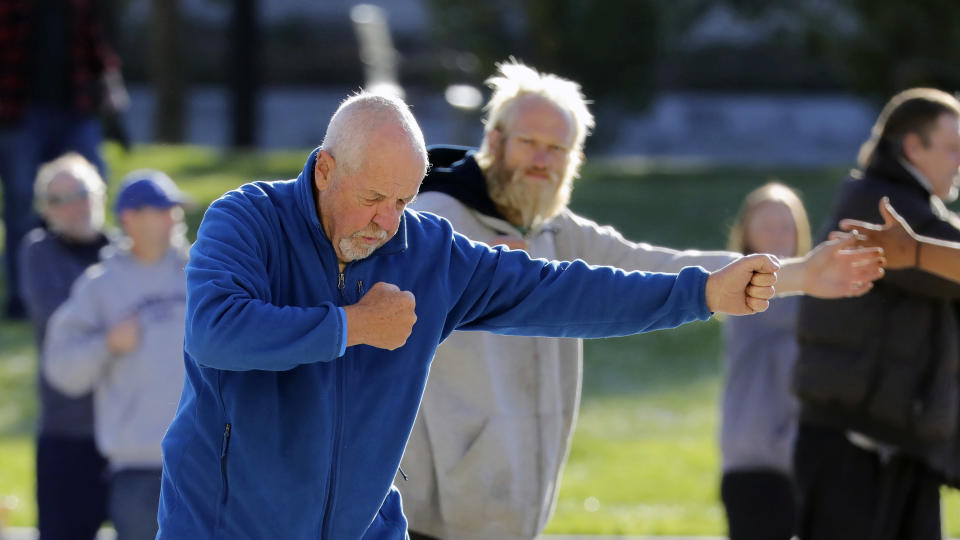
[747,297,769,312]
[750,273,776,287]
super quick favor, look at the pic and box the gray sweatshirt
[401,191,739,540]
[720,295,800,474]
[43,245,188,471]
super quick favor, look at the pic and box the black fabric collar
[862,139,933,198]
[420,145,507,221]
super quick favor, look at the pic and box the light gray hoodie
[401,191,738,540]
[720,296,800,474]
[44,244,188,471]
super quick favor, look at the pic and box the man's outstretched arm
[773,235,885,298]
[840,197,960,284]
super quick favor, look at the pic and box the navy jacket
[157,148,713,539]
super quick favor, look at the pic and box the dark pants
[36,434,109,540]
[794,423,942,540]
[721,469,796,540]
[109,468,163,540]
[0,105,103,317]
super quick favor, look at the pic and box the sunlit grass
[0,437,34,527]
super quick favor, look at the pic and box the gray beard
[338,227,389,262]
[485,160,563,230]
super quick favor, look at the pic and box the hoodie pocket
[220,423,232,504]
[435,416,532,533]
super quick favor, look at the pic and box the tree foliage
[425,0,663,109]
[827,0,960,99]
[721,0,960,99]
[426,0,960,106]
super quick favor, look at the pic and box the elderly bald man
[157,92,781,539]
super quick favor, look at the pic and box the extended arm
[840,197,960,284]
[836,190,960,298]
[774,235,885,298]
[443,227,776,340]
[563,210,882,299]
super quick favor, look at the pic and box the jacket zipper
[220,423,232,504]
[322,269,349,536]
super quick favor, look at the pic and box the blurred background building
[108,0,960,165]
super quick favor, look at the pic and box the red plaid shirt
[0,0,121,123]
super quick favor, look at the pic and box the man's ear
[315,150,336,191]
[486,128,503,155]
[901,132,925,163]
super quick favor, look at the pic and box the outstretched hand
[800,234,885,298]
[705,254,779,315]
[343,282,417,350]
[838,197,916,269]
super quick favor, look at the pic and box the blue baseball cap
[114,169,189,215]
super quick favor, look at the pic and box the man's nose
[373,203,401,231]
[532,147,549,166]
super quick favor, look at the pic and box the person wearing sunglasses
[18,152,112,540]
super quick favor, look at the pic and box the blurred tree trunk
[230,0,259,148]
[151,0,185,142]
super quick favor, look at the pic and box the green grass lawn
[1,144,959,533]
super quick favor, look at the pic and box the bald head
[314,93,429,268]
[320,92,428,177]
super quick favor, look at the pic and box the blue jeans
[0,105,103,314]
[108,468,162,540]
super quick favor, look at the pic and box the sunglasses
[45,190,89,206]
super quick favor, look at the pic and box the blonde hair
[475,59,595,179]
[34,152,106,214]
[728,182,812,256]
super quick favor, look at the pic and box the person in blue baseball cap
[115,168,190,215]
[44,168,190,540]
[114,169,190,263]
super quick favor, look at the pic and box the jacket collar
[420,145,505,221]
[863,140,933,199]
[897,158,934,195]
[421,145,566,237]
[295,147,408,259]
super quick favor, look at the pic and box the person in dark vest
[793,87,960,540]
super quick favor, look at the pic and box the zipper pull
[398,466,408,481]
[357,280,364,295]
[338,272,345,290]
[221,423,232,457]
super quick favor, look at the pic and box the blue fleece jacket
[157,148,713,539]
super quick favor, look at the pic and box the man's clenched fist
[343,282,417,350]
[705,254,779,315]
